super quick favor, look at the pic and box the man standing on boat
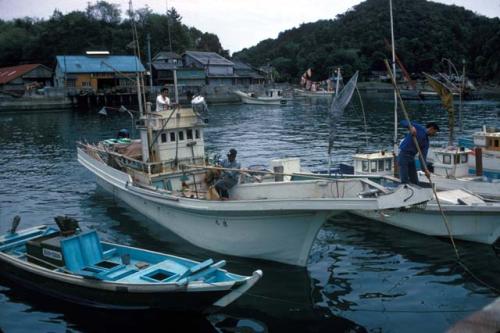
[156,87,170,111]
[215,149,241,200]
[398,121,439,184]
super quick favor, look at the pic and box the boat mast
[390,0,398,155]
[166,0,179,104]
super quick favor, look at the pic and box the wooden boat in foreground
[0,217,262,313]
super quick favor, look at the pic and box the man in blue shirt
[398,121,439,184]
[215,149,241,199]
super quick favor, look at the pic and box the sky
[1,0,499,54]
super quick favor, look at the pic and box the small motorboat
[0,216,262,313]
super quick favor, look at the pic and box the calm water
[1,93,499,332]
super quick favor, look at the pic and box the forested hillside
[0,1,229,68]
[234,0,500,82]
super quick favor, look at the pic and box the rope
[384,59,461,261]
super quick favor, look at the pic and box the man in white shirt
[156,87,170,111]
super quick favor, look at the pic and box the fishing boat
[233,89,287,105]
[353,188,500,245]
[294,68,337,98]
[77,97,432,267]
[0,216,262,312]
[293,88,335,98]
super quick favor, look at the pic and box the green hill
[0,2,229,68]
[233,0,500,82]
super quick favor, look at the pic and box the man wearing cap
[215,149,241,200]
[398,120,439,185]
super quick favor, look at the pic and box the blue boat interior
[0,225,241,285]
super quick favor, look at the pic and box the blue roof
[56,55,145,73]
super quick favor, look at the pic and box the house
[182,51,234,85]
[232,60,265,85]
[54,51,145,93]
[0,64,53,94]
[151,51,182,86]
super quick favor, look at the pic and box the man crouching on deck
[215,149,241,200]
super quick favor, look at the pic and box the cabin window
[195,129,200,139]
[495,140,499,147]
[385,159,392,171]
[461,154,468,163]
[370,161,377,172]
[178,131,184,141]
[487,138,492,147]
[378,160,384,171]
[187,129,193,140]
[443,154,451,164]
[362,161,369,172]
[170,132,176,142]
[161,133,167,143]
[454,154,460,164]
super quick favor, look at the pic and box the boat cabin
[430,147,470,178]
[352,151,394,176]
[265,89,283,98]
[135,106,207,169]
[473,128,500,152]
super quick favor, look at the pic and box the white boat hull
[234,90,283,105]
[418,173,500,200]
[353,204,500,245]
[78,148,432,266]
[293,88,334,97]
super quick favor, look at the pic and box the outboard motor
[191,95,209,122]
[54,216,80,236]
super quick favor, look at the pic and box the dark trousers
[214,179,229,198]
[398,153,419,185]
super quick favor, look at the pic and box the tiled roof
[0,64,42,84]
[183,51,233,66]
[153,52,181,61]
[56,55,145,73]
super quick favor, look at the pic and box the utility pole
[147,33,153,97]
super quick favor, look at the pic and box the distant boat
[233,89,287,105]
[293,88,335,98]
[0,216,262,312]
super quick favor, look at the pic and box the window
[385,159,392,171]
[170,132,176,142]
[461,154,468,163]
[195,129,200,139]
[495,140,499,148]
[187,129,193,140]
[362,161,369,172]
[378,160,384,171]
[370,161,377,172]
[443,154,451,164]
[454,154,460,164]
[81,81,91,87]
[161,133,167,143]
[178,131,184,141]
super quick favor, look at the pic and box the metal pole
[147,33,153,97]
[460,60,465,132]
[390,0,398,155]
[173,68,179,104]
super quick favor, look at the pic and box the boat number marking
[215,219,228,227]
[42,248,62,260]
